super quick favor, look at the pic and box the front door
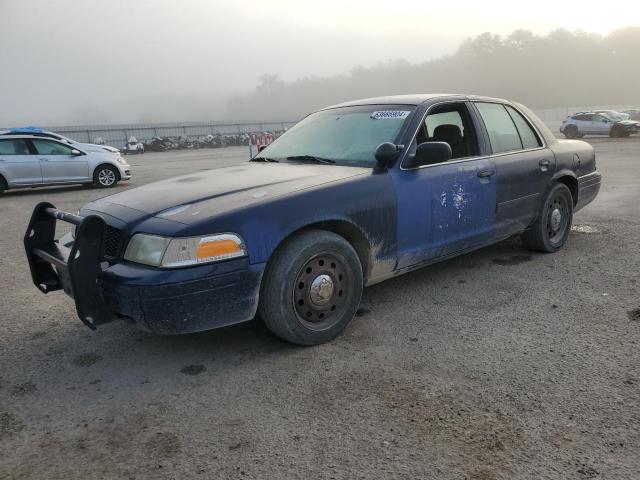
[392,101,498,271]
[0,138,42,185]
[31,139,90,183]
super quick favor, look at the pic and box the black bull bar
[24,202,117,329]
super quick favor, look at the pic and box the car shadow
[2,183,128,198]
[7,234,545,398]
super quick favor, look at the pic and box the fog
[1,0,639,126]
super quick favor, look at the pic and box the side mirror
[404,142,452,169]
[70,149,83,156]
[374,142,403,168]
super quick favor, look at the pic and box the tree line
[226,27,640,121]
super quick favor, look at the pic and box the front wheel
[521,183,573,252]
[564,125,579,139]
[93,165,119,188]
[259,230,363,345]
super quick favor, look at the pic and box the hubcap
[309,274,334,306]
[98,169,116,186]
[293,253,348,329]
[550,208,562,233]
[546,194,569,243]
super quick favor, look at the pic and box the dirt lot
[1,139,639,479]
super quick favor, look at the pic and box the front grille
[103,225,123,260]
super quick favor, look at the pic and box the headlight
[123,233,246,268]
[116,156,128,165]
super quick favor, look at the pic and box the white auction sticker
[370,110,410,120]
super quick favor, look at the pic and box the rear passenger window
[0,139,30,155]
[475,103,522,153]
[506,106,542,149]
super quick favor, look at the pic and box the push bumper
[24,203,264,334]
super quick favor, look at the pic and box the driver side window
[32,139,75,155]
[415,103,479,160]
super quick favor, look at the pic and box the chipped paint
[450,182,469,219]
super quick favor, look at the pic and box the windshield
[599,111,622,121]
[257,105,415,166]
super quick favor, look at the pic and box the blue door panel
[391,158,497,270]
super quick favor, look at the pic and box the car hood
[85,162,370,225]
[80,143,120,154]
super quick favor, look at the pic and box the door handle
[477,169,495,178]
[39,158,49,162]
[539,159,550,167]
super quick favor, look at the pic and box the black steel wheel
[522,183,573,252]
[293,252,349,331]
[259,230,363,345]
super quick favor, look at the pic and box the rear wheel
[564,125,579,139]
[259,230,363,345]
[93,165,119,188]
[522,183,573,253]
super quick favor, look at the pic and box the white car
[123,136,145,154]
[559,112,639,138]
[0,127,131,193]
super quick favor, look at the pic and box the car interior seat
[432,124,465,158]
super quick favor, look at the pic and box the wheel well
[276,221,371,280]
[93,163,121,181]
[556,176,578,206]
[0,174,7,189]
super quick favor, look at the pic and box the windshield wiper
[286,155,336,164]
[251,156,279,162]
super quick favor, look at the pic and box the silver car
[0,129,131,193]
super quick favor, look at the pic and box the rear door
[31,139,90,183]
[473,102,555,234]
[0,138,42,185]
[392,101,498,270]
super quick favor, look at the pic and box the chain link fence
[9,120,298,147]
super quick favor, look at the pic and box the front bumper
[116,163,132,180]
[24,203,264,334]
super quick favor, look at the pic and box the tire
[93,164,119,188]
[0,175,7,194]
[521,183,573,253]
[259,229,363,345]
[610,125,624,138]
[564,125,579,139]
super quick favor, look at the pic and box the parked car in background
[24,94,601,345]
[0,129,131,193]
[593,109,630,120]
[122,136,145,154]
[560,112,639,138]
[622,109,640,121]
[0,126,121,154]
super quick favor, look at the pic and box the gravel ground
[0,139,639,480]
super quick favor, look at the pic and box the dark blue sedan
[25,94,601,345]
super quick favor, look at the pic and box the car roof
[321,93,510,110]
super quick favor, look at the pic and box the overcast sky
[0,0,637,125]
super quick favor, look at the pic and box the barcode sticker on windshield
[370,110,410,120]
